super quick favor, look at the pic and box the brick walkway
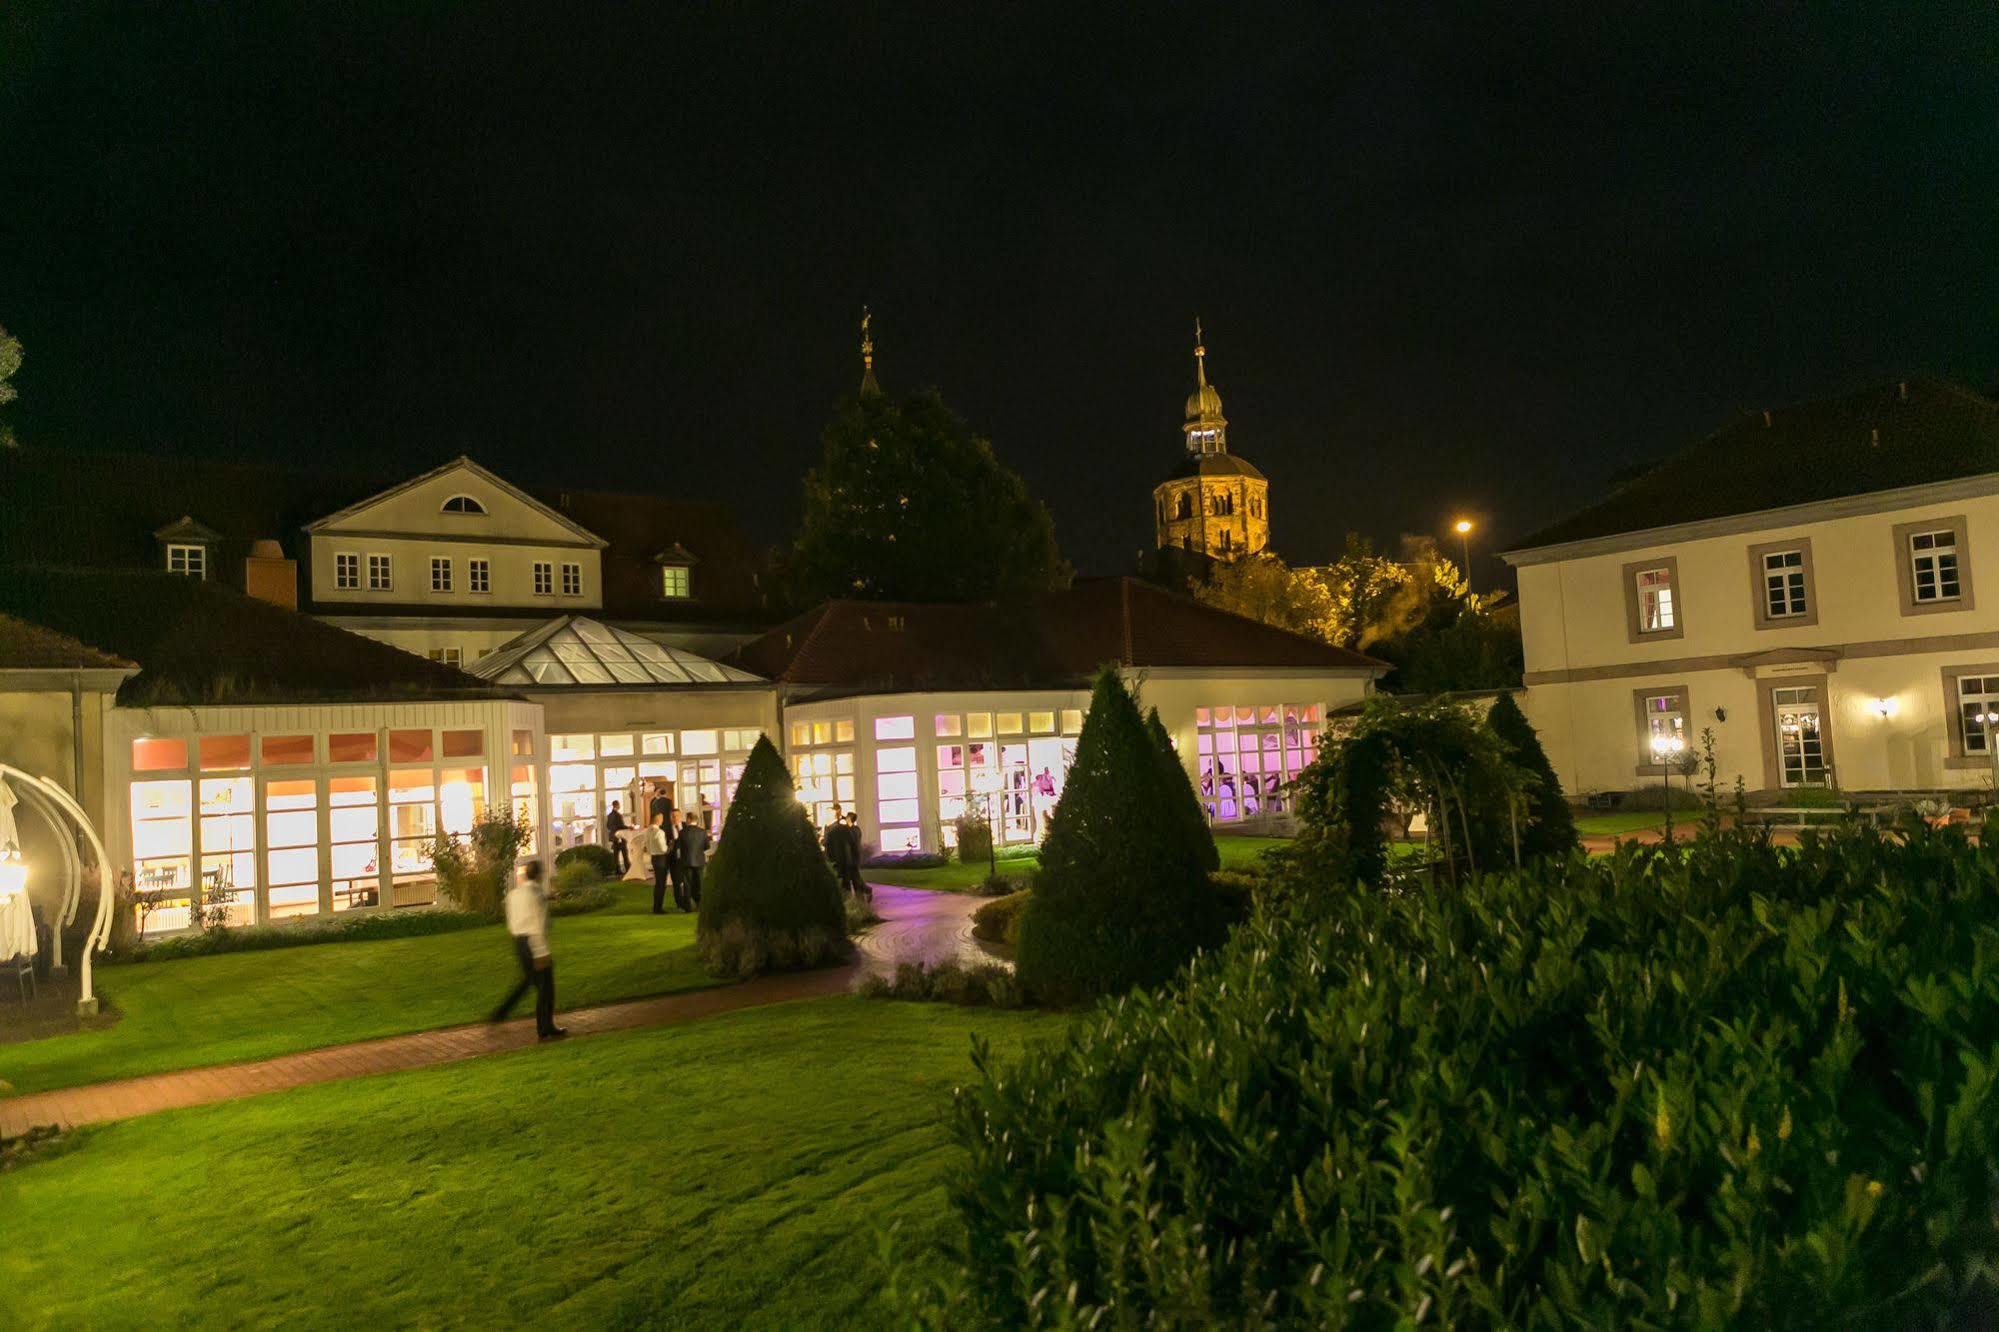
[0,884,1003,1140]
[0,964,856,1139]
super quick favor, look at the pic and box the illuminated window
[329,732,378,764]
[166,543,207,579]
[130,780,193,932]
[642,732,675,755]
[934,714,962,737]
[549,733,595,762]
[660,566,691,599]
[132,737,189,772]
[1060,709,1083,734]
[334,552,360,590]
[790,721,811,747]
[966,712,993,739]
[468,559,491,594]
[1910,529,1962,602]
[1635,687,1690,774]
[427,647,463,667]
[197,734,251,770]
[599,734,636,758]
[996,713,1022,735]
[261,734,314,766]
[442,729,483,759]
[681,729,719,756]
[533,561,554,595]
[266,778,322,920]
[198,776,256,927]
[1028,711,1055,734]
[875,715,915,740]
[430,557,453,593]
[367,554,393,591]
[835,719,855,743]
[329,775,380,912]
[1193,704,1315,824]
[388,729,433,763]
[388,770,438,888]
[1956,675,1999,754]
[511,729,536,758]
[723,729,758,751]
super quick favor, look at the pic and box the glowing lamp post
[970,767,1003,880]
[1650,731,1687,840]
[1453,518,1474,576]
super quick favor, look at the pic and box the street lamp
[970,767,1003,881]
[1452,518,1474,577]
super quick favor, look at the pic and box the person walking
[605,801,629,874]
[839,811,869,901]
[675,814,709,912]
[821,804,846,876]
[489,861,564,1040]
[643,812,673,915]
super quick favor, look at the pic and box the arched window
[440,495,487,515]
[1174,493,1193,520]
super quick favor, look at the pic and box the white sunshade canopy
[471,617,764,688]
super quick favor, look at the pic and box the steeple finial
[859,306,881,397]
[1194,316,1208,388]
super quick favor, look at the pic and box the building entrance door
[1772,685,1829,788]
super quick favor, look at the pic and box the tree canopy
[785,388,1068,604]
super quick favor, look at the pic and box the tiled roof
[0,613,135,672]
[0,568,510,706]
[730,577,1385,691]
[1513,376,1999,551]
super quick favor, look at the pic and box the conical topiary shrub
[1146,706,1219,872]
[1486,691,1577,861]
[697,735,849,978]
[1015,669,1225,1005]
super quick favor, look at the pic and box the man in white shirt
[643,812,673,915]
[489,861,565,1040]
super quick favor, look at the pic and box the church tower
[1152,322,1269,559]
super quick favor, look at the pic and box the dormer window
[440,494,487,515]
[660,566,691,599]
[166,543,207,579]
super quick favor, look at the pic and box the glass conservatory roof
[470,617,764,688]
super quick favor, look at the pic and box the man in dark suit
[674,815,709,912]
[605,801,629,874]
[838,812,868,901]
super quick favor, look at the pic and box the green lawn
[0,998,1051,1330]
[1574,810,1670,837]
[0,882,715,1097]
[865,834,1292,891]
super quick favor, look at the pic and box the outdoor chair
[3,950,33,1006]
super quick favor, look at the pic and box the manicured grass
[0,998,1053,1330]
[0,882,714,1097]
[865,834,1292,891]
[1574,809,1670,837]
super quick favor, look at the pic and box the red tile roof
[730,577,1385,690]
[0,613,135,673]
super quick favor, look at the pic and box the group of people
[605,797,708,915]
[820,805,869,900]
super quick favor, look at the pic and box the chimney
[244,538,298,611]
[1899,380,1909,402]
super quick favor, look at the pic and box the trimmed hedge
[1014,670,1225,1005]
[555,843,621,880]
[112,907,490,964]
[970,889,1031,945]
[921,823,1999,1327]
[697,736,848,978]
[857,960,1023,1008]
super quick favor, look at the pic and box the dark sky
[3,3,1996,580]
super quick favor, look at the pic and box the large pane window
[549,763,598,851]
[1194,704,1319,823]
[265,778,322,920]
[1911,529,1962,603]
[130,780,193,933]
[389,729,433,763]
[1635,568,1676,632]
[389,769,438,885]
[510,765,539,856]
[132,737,189,772]
[1633,687,1690,775]
[550,733,595,762]
[439,767,487,837]
[261,734,314,766]
[198,777,257,927]
[198,734,251,770]
[329,776,381,911]
[875,715,915,741]
[329,732,378,764]
[1957,675,1999,755]
[1761,549,1808,619]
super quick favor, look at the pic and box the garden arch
[1,765,117,1014]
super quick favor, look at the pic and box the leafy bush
[845,895,883,930]
[428,811,533,918]
[954,811,994,865]
[1014,669,1226,1005]
[918,823,1999,1327]
[856,959,1022,1008]
[1617,782,1707,812]
[547,862,617,916]
[555,843,620,879]
[974,871,1019,897]
[112,908,490,964]
[697,736,849,978]
[971,889,1031,944]
[1206,869,1258,926]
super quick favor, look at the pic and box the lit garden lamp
[0,847,26,902]
[1649,731,1687,839]
[1453,518,1474,575]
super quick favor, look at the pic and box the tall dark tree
[697,736,848,977]
[1485,691,1577,861]
[786,388,1068,604]
[1146,706,1219,872]
[1015,669,1223,1004]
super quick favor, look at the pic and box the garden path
[0,886,984,1138]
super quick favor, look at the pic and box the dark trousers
[677,865,702,911]
[841,865,868,899]
[652,857,671,914]
[493,936,556,1035]
[612,837,630,873]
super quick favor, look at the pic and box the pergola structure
[1,764,117,1015]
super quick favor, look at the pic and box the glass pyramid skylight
[471,617,763,687]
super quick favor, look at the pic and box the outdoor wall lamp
[1873,697,1899,718]
[1713,707,1727,722]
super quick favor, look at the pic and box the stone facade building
[1153,324,1270,561]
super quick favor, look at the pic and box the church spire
[858,306,882,398]
[1182,317,1226,455]
[1194,316,1208,388]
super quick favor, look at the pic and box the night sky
[3,4,1996,580]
